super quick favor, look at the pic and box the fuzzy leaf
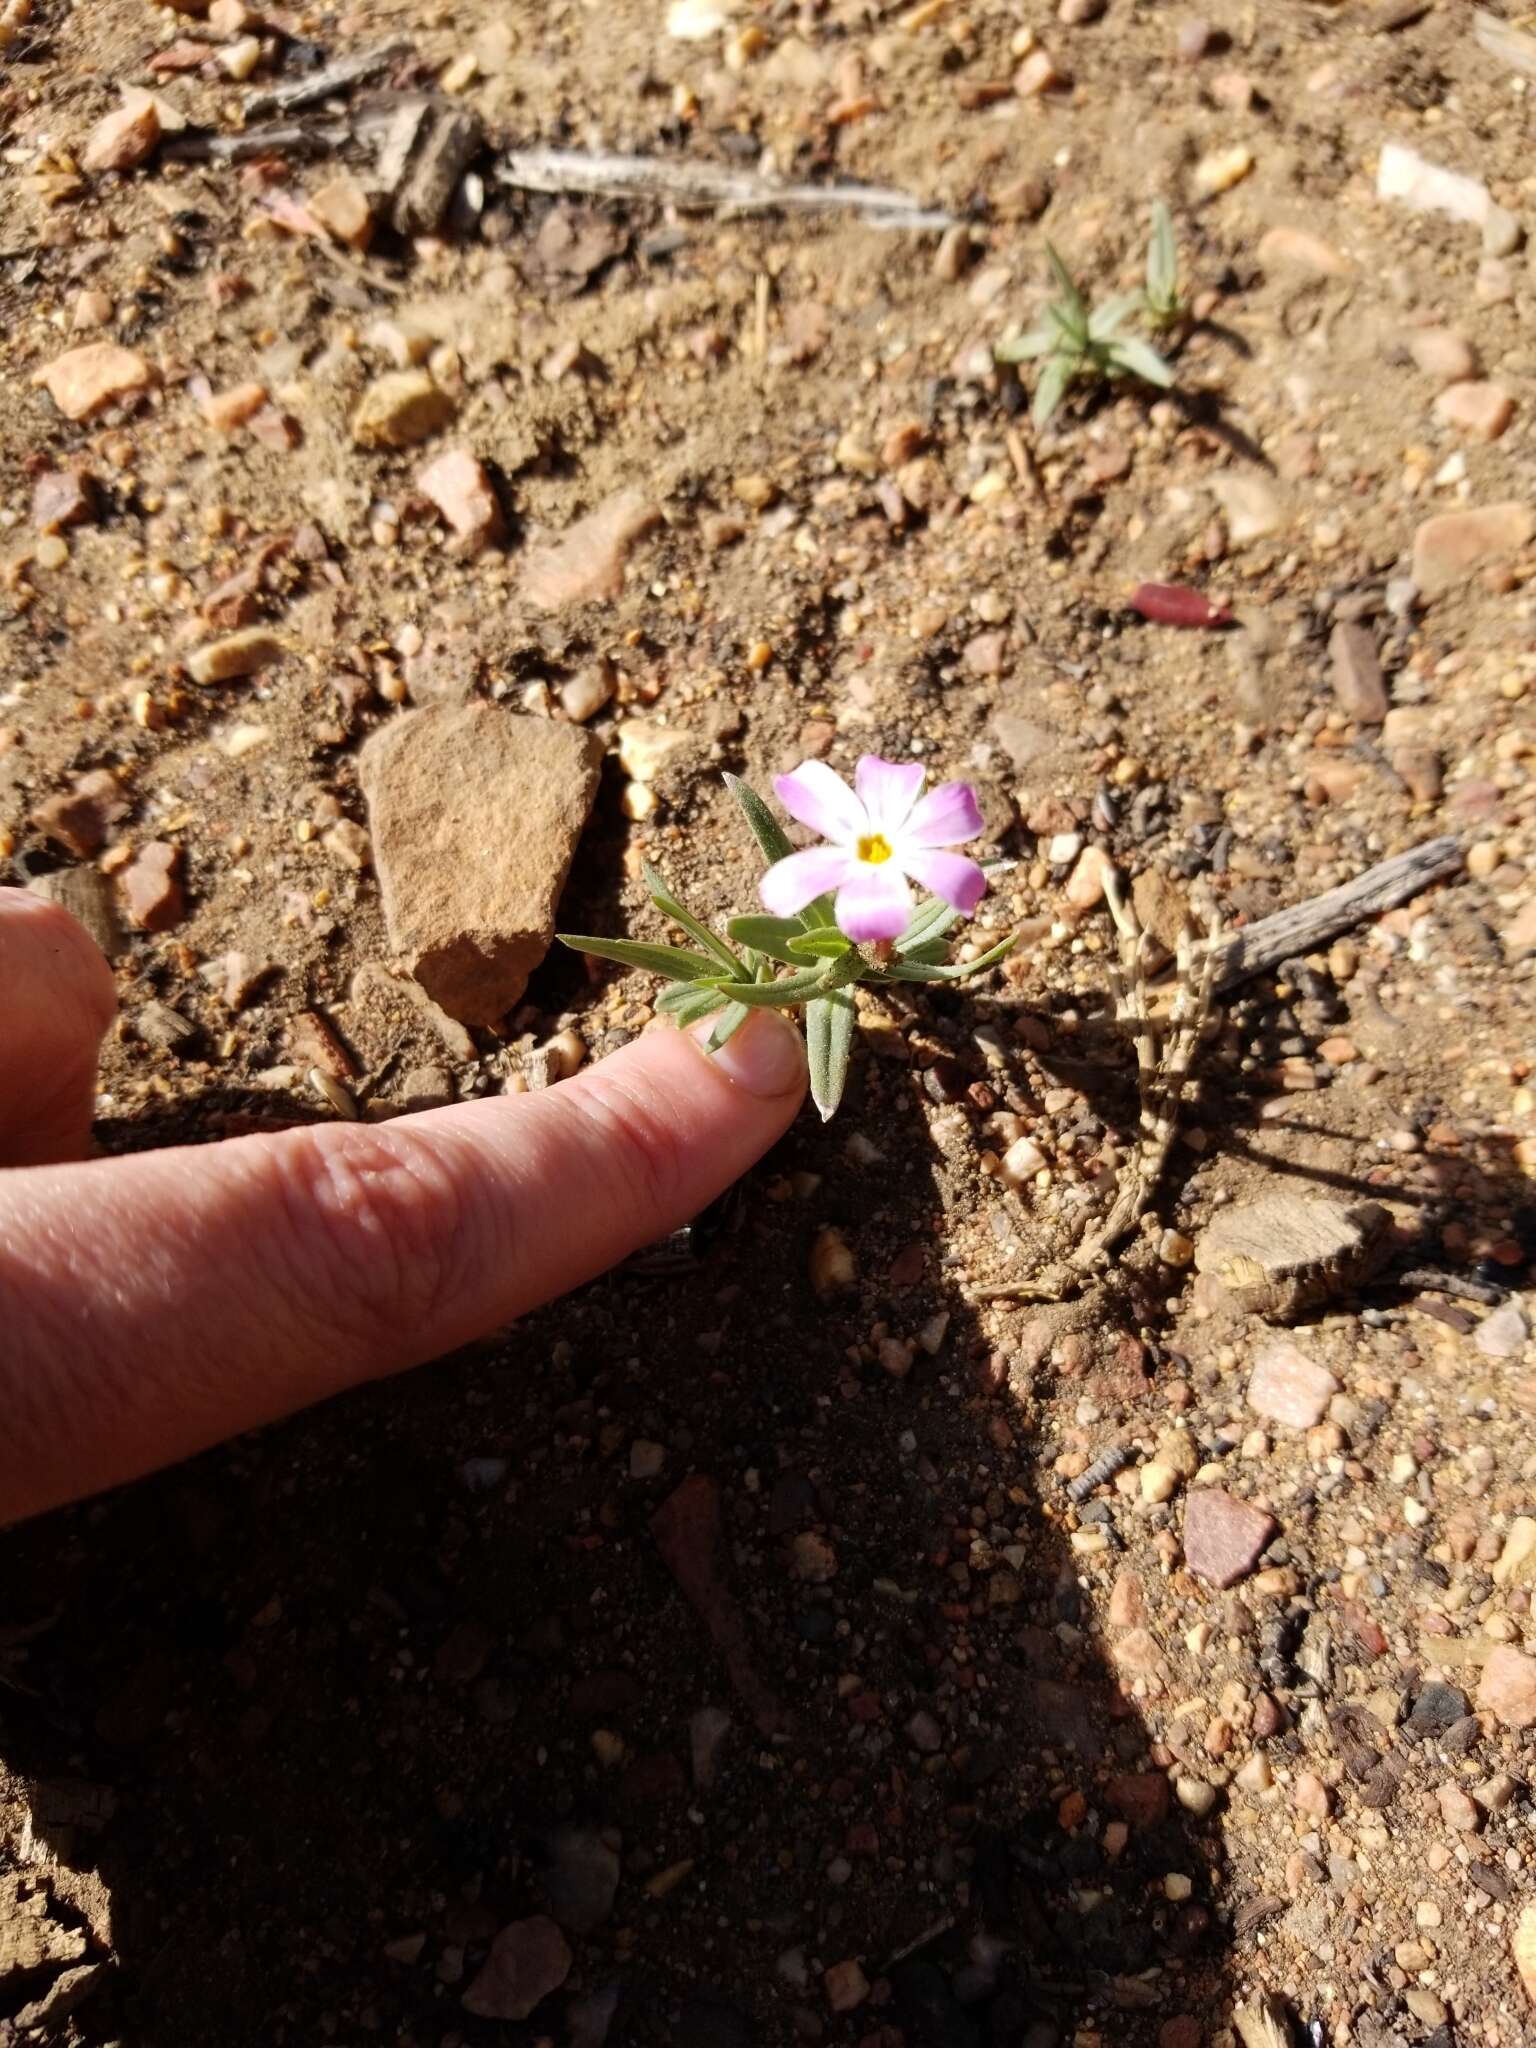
[723,773,836,931]
[1087,290,1143,341]
[805,988,856,1122]
[1032,352,1075,427]
[876,931,1019,983]
[896,895,962,952]
[727,914,810,964]
[1106,334,1174,389]
[894,937,952,967]
[655,980,730,1023]
[996,324,1056,363]
[717,949,862,1009]
[1045,300,1088,349]
[559,933,724,981]
[640,860,742,975]
[1146,199,1177,308]
[706,1000,752,1051]
[722,772,794,866]
[786,930,856,960]
[1044,242,1086,327]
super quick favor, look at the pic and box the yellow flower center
[857,832,893,865]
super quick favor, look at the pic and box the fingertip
[689,1008,807,1104]
[0,886,116,1031]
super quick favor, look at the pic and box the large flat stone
[359,704,602,1026]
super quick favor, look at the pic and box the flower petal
[772,761,866,845]
[835,863,914,942]
[904,780,983,848]
[903,849,988,916]
[854,756,925,836]
[760,844,857,916]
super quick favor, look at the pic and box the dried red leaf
[1129,582,1233,629]
[651,1475,787,1736]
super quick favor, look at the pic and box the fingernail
[696,1010,806,1099]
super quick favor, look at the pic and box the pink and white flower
[760,755,987,943]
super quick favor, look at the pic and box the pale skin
[0,888,807,1526]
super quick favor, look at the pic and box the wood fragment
[497,147,954,229]
[1194,1194,1394,1320]
[1212,835,1461,992]
[1234,1995,1297,2048]
[243,38,414,120]
[162,115,368,163]
[389,100,484,234]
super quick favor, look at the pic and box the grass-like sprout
[996,240,1175,428]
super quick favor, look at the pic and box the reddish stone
[1478,1645,1536,1729]
[461,1916,570,2021]
[30,769,128,857]
[1182,1488,1277,1589]
[522,489,661,609]
[32,468,98,534]
[1106,1771,1170,1827]
[119,840,184,932]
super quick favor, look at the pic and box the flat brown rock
[1412,502,1534,598]
[358,704,602,1026]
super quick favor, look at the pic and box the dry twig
[497,148,954,229]
[972,873,1221,1301]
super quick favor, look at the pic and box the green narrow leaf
[996,325,1055,363]
[716,950,862,1009]
[1045,300,1086,348]
[876,931,1019,984]
[712,966,834,1008]
[721,773,836,930]
[805,988,856,1123]
[639,860,742,975]
[722,772,795,866]
[1147,199,1177,306]
[705,1000,752,1052]
[559,934,725,981]
[1032,352,1074,427]
[1044,242,1086,327]
[894,937,951,967]
[1087,290,1142,341]
[1107,334,1174,389]
[727,914,811,964]
[786,930,855,961]
[655,980,730,1023]
[895,896,961,953]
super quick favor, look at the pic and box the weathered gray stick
[1213,835,1462,992]
[243,39,414,120]
[497,147,954,230]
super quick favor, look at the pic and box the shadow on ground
[0,1007,1246,2048]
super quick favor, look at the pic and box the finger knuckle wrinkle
[566,1070,692,1227]
[279,1126,469,1346]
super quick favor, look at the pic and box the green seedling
[996,242,1174,428]
[1141,200,1184,332]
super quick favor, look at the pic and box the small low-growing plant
[560,758,1015,1121]
[1140,199,1185,333]
[997,238,1174,428]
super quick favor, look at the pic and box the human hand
[0,888,806,1525]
